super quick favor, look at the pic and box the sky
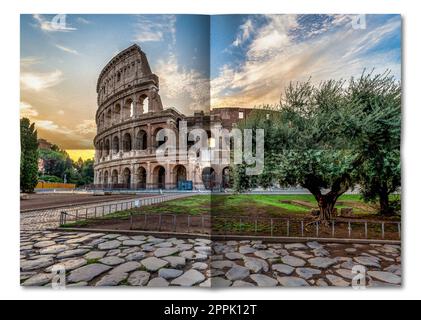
[20,14,401,160]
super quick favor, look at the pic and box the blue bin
[178,180,193,190]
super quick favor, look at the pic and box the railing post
[301,221,304,237]
[365,222,368,239]
[348,222,352,238]
[332,220,335,238]
[398,222,401,239]
[173,215,177,232]
[270,219,273,237]
[286,220,290,237]
[316,221,319,237]
[381,222,385,239]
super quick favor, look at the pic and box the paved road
[20,230,401,287]
[21,193,153,212]
[20,194,158,231]
[20,193,191,231]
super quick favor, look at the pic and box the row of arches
[97,165,186,189]
[97,129,151,158]
[98,95,150,131]
[97,165,232,190]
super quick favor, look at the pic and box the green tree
[80,159,94,185]
[20,118,39,193]
[234,72,401,221]
[349,72,401,215]
[38,148,72,179]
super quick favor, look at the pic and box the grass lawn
[67,194,398,224]
[61,193,401,240]
[209,194,382,217]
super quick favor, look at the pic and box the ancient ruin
[93,44,252,190]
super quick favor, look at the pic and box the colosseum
[93,44,253,190]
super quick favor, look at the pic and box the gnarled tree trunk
[379,186,392,216]
[316,193,338,223]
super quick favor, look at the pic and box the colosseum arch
[123,167,131,188]
[135,129,147,151]
[99,142,103,159]
[123,132,132,152]
[111,169,119,186]
[123,98,133,120]
[100,113,105,129]
[113,103,121,124]
[222,167,232,189]
[112,136,120,154]
[172,165,187,188]
[106,109,112,127]
[202,167,216,190]
[103,170,109,186]
[153,165,166,189]
[137,94,149,115]
[104,139,110,156]
[136,166,147,189]
[153,127,166,148]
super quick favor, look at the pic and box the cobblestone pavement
[20,231,401,287]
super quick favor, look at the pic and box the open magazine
[20,14,401,288]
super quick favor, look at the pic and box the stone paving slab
[20,231,401,287]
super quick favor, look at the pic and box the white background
[0,0,419,300]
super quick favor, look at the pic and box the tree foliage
[233,71,401,220]
[20,118,38,193]
[38,146,94,186]
[348,72,401,215]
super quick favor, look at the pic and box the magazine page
[19,14,401,289]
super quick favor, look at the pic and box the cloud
[75,120,96,135]
[36,120,66,132]
[156,54,210,112]
[35,119,94,149]
[55,44,80,55]
[20,57,41,68]
[20,101,39,118]
[33,14,77,32]
[211,15,401,108]
[232,19,254,47]
[20,69,63,91]
[76,17,91,25]
[133,15,176,44]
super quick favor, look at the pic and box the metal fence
[21,193,192,231]
[211,216,401,240]
[59,193,191,225]
[58,208,401,241]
